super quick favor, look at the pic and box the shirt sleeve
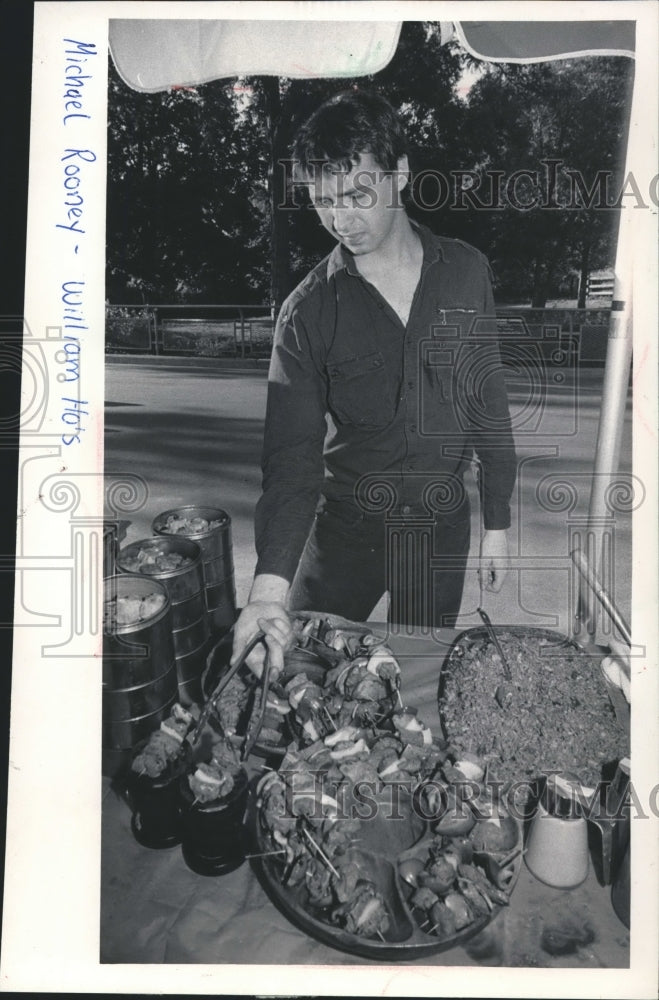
[254,298,328,580]
[467,256,517,531]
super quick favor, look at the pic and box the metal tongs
[477,606,514,708]
[190,630,272,760]
[242,645,273,761]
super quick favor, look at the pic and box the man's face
[306,151,409,256]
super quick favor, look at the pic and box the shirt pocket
[327,351,395,428]
[435,306,478,334]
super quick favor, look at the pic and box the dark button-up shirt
[255,223,517,581]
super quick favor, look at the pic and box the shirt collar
[326,220,445,279]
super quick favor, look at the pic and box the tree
[451,58,633,306]
[106,62,268,303]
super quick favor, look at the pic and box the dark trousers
[289,498,471,628]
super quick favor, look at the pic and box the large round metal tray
[246,613,523,959]
[252,783,523,960]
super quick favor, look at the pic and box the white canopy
[108,19,635,90]
[109,18,403,91]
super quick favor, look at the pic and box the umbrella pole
[573,69,638,645]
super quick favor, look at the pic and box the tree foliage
[448,57,633,305]
[106,70,266,304]
[106,24,633,309]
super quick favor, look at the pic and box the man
[232,90,517,675]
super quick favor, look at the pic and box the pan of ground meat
[438,627,629,790]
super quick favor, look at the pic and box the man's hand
[231,574,294,678]
[479,529,510,593]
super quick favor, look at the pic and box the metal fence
[494,306,612,364]
[105,303,275,358]
[105,303,613,364]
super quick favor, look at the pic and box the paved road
[105,358,632,640]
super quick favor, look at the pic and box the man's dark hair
[291,89,408,180]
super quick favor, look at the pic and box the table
[100,629,629,968]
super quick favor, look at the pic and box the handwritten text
[62,38,97,125]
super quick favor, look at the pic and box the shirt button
[407,380,414,389]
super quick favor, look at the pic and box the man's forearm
[255,305,327,580]
[248,573,291,607]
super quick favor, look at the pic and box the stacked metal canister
[102,505,237,777]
